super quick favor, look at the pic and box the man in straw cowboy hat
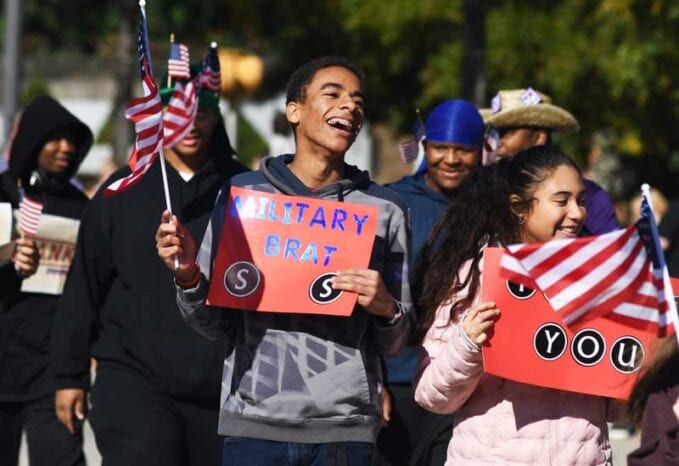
[481,87,620,235]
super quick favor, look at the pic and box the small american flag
[168,42,190,80]
[198,42,221,93]
[398,113,424,164]
[19,193,43,237]
[500,186,676,337]
[105,5,164,197]
[163,79,198,148]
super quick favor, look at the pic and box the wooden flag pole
[167,33,174,88]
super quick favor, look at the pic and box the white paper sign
[0,202,11,247]
[0,203,13,261]
[18,212,80,295]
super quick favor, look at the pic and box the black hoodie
[0,95,92,402]
[51,120,248,401]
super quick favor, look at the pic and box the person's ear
[286,101,300,125]
[509,194,523,217]
[534,129,549,146]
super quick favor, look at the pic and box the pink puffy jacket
[414,265,618,465]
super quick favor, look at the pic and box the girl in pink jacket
[414,146,617,465]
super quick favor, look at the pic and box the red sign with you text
[481,247,665,400]
[207,186,378,316]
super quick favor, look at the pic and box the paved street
[612,430,641,465]
[19,422,639,465]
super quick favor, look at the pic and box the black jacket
[51,124,248,401]
[628,385,679,465]
[0,96,92,401]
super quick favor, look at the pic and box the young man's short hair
[285,56,365,105]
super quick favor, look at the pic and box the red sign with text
[481,247,664,400]
[207,186,378,316]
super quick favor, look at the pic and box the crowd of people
[2,53,679,466]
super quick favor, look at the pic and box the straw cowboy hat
[481,87,580,133]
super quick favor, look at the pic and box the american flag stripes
[18,193,43,237]
[163,79,198,148]
[398,115,424,164]
[500,186,676,336]
[198,42,221,93]
[168,42,190,79]
[105,5,164,197]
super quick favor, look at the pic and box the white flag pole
[139,0,179,269]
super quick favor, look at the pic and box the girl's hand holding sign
[462,301,500,346]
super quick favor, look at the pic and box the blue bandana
[424,99,484,146]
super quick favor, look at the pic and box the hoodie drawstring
[336,184,344,202]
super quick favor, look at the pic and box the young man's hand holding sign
[156,56,412,465]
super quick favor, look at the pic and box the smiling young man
[51,61,248,465]
[376,99,484,466]
[156,56,413,466]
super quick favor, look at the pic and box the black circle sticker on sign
[533,323,568,361]
[309,272,342,304]
[571,328,606,367]
[506,280,536,300]
[223,261,261,297]
[609,336,645,374]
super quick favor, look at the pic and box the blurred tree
[461,0,487,106]
[15,0,679,193]
[483,0,679,195]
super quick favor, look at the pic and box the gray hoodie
[176,154,413,443]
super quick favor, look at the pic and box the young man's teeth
[329,118,352,131]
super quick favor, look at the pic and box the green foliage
[96,114,113,144]
[236,112,268,168]
[18,0,679,193]
[20,78,50,105]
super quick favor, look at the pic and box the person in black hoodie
[51,80,248,464]
[375,100,484,466]
[0,95,92,466]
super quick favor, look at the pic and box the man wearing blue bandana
[375,100,484,466]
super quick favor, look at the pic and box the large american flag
[198,42,221,93]
[500,187,676,336]
[105,6,164,197]
[163,78,198,148]
[18,192,43,237]
[168,42,190,80]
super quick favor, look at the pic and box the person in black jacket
[51,81,248,464]
[627,336,679,465]
[0,95,92,466]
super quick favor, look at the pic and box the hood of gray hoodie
[259,154,371,201]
